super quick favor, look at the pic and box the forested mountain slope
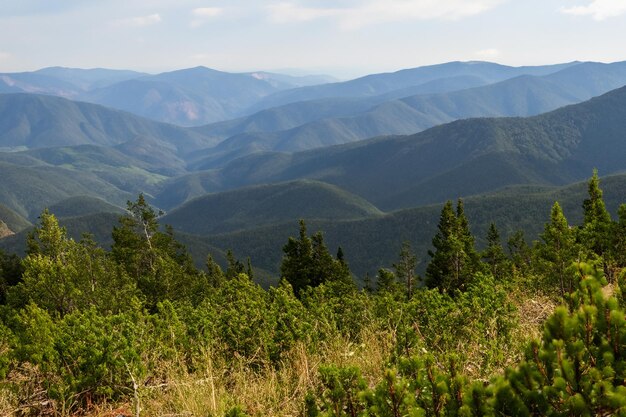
[198,85,626,210]
[190,61,626,168]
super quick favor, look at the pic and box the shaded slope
[0,204,31,234]
[201,85,626,210]
[0,161,132,219]
[249,61,577,111]
[161,180,383,234]
[81,67,288,126]
[199,174,626,279]
[0,93,217,153]
[191,61,626,168]
[47,196,126,219]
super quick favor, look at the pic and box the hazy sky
[1,0,625,78]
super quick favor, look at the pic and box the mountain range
[2,60,626,280]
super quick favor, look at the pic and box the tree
[536,202,578,296]
[281,220,352,297]
[111,194,202,308]
[614,204,626,268]
[482,222,508,280]
[205,254,225,288]
[393,241,418,299]
[425,200,478,293]
[507,229,532,276]
[12,210,137,315]
[375,268,398,294]
[580,169,613,270]
[225,250,246,280]
[0,249,23,305]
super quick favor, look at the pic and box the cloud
[475,48,500,59]
[113,13,162,27]
[193,7,223,18]
[267,0,504,28]
[267,3,341,23]
[561,0,626,20]
[190,7,223,27]
[0,52,11,60]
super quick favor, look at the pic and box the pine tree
[580,169,613,264]
[426,200,478,293]
[536,202,578,296]
[456,199,481,276]
[507,229,532,276]
[615,204,626,267]
[375,268,398,293]
[111,194,201,308]
[482,222,508,280]
[225,249,245,279]
[281,220,314,296]
[281,220,352,296]
[393,241,418,299]
[205,254,225,287]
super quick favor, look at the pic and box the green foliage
[111,195,204,308]
[281,220,353,297]
[12,211,138,315]
[425,200,480,294]
[0,249,22,305]
[614,204,626,268]
[534,202,579,296]
[482,223,508,281]
[315,365,367,417]
[580,169,613,259]
[492,264,626,416]
[393,241,418,299]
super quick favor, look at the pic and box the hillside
[248,61,577,111]
[200,85,626,210]
[190,61,626,168]
[0,67,145,96]
[0,93,217,153]
[161,180,383,234]
[0,203,31,234]
[0,161,133,219]
[80,67,292,126]
[47,196,126,219]
[199,174,626,278]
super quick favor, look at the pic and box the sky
[1,0,625,78]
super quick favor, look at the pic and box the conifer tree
[536,202,578,296]
[375,268,398,293]
[614,204,626,267]
[393,241,418,299]
[111,194,200,308]
[225,249,246,279]
[205,254,225,287]
[507,229,532,276]
[482,222,508,280]
[580,169,613,264]
[426,200,478,293]
[281,220,352,296]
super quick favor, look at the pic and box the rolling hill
[187,84,626,210]
[0,93,218,153]
[0,161,134,220]
[80,67,303,126]
[161,180,383,234]
[197,174,626,279]
[189,61,626,169]
[3,173,625,285]
[0,204,31,234]
[247,61,578,111]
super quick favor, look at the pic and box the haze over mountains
[2,59,626,277]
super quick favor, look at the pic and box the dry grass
[136,326,393,417]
